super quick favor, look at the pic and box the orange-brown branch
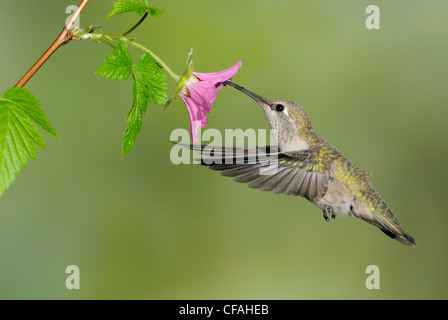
[14,0,90,88]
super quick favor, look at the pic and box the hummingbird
[184,81,417,247]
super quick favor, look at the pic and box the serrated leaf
[147,7,165,18]
[0,87,57,197]
[2,87,58,138]
[122,81,147,158]
[96,41,133,81]
[122,54,168,158]
[107,0,165,19]
[133,53,168,106]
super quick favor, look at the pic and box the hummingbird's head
[225,81,317,150]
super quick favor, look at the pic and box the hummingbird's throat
[277,128,311,151]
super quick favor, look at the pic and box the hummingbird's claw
[323,206,335,222]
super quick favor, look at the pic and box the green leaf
[147,7,165,18]
[122,54,167,158]
[97,40,168,157]
[96,41,133,81]
[107,0,165,19]
[0,87,57,197]
[133,53,168,106]
[122,80,147,158]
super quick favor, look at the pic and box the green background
[0,0,447,299]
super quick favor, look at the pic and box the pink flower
[180,61,242,143]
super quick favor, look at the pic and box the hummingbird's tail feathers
[379,222,417,247]
[352,202,417,247]
[380,208,417,246]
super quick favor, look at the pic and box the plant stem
[123,38,181,81]
[122,12,148,37]
[15,0,90,88]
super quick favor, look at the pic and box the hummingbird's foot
[323,206,336,222]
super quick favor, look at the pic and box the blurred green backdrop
[0,0,447,299]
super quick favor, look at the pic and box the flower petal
[193,61,242,88]
[200,108,207,128]
[180,94,206,143]
[188,81,218,113]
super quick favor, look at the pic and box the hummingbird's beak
[224,81,264,103]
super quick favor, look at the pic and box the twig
[14,0,90,88]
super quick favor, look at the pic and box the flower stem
[124,38,181,81]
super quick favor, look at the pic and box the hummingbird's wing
[184,144,279,157]
[181,144,332,201]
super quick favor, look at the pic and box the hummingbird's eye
[275,104,285,112]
